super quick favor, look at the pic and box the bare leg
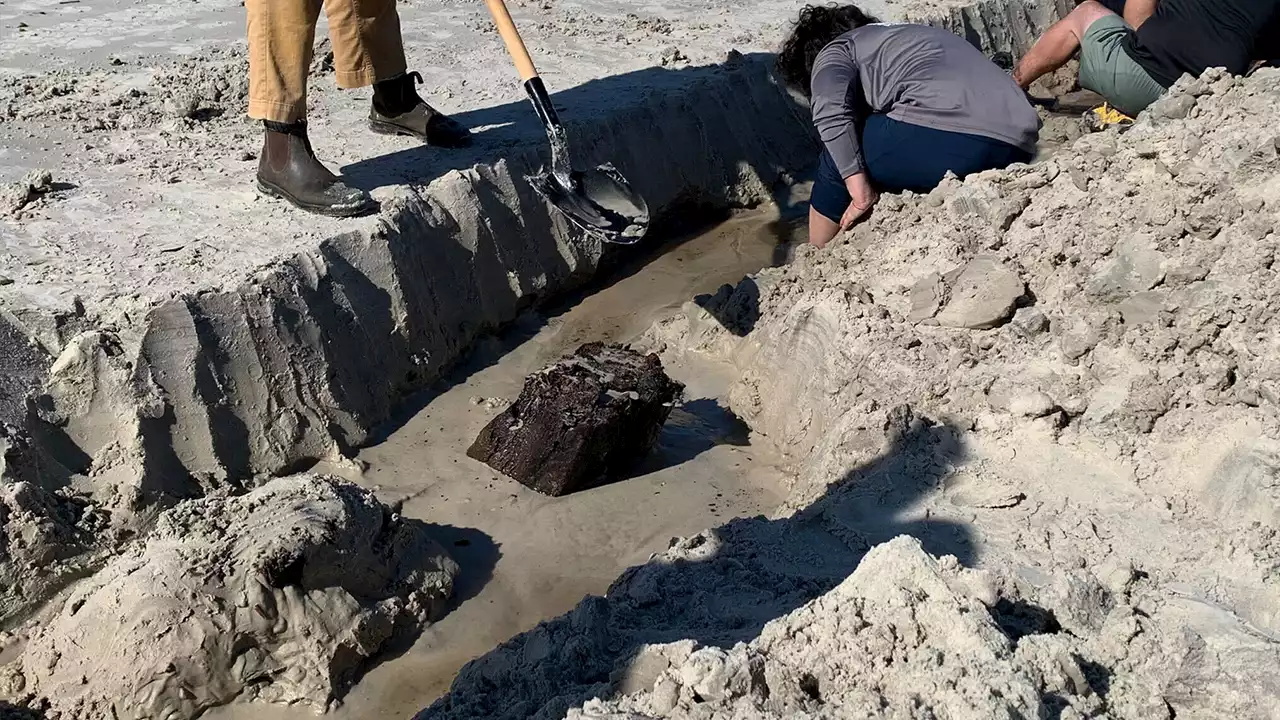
[1013,1,1116,89]
[808,206,840,248]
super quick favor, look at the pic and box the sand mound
[569,536,1097,719]
[4,474,458,719]
[0,478,108,624]
[422,68,1280,719]
[568,536,1280,720]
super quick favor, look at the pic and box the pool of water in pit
[208,207,804,720]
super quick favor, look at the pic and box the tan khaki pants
[246,0,408,123]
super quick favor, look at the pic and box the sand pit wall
[0,54,820,623]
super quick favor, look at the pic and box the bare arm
[1125,0,1158,30]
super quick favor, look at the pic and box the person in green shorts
[1014,0,1280,118]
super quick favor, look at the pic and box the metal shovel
[484,0,650,244]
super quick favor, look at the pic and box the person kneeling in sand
[776,5,1041,248]
[1012,0,1280,120]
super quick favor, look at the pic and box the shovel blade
[529,163,649,245]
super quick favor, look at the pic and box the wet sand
[209,208,802,719]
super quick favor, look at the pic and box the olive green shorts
[1078,14,1168,117]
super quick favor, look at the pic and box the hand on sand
[841,172,878,230]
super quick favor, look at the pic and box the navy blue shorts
[810,114,1035,223]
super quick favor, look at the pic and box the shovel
[484,0,650,244]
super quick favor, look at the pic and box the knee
[1067,1,1115,33]
[1072,1,1111,17]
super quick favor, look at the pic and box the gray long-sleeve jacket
[811,23,1041,178]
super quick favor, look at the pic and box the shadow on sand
[0,701,46,719]
[418,405,976,719]
[341,519,502,695]
[339,54,807,194]
[624,397,753,479]
[422,522,503,609]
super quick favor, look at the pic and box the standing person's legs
[323,0,407,90]
[324,0,471,146]
[246,0,322,123]
[1013,1,1116,90]
[246,0,376,216]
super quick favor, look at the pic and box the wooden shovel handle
[485,0,539,82]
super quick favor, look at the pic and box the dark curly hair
[776,4,881,96]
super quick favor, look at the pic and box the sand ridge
[2,0,1278,717]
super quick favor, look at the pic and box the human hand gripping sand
[839,172,878,232]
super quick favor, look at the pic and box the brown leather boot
[256,121,376,218]
[370,72,473,148]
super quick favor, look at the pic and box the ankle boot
[370,72,473,148]
[256,121,376,218]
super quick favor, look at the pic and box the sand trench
[2,0,1279,717]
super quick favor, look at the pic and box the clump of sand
[570,536,1102,719]
[2,474,457,719]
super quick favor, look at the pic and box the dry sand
[446,68,1280,720]
[3,0,1278,718]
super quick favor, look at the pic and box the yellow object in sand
[1091,103,1134,126]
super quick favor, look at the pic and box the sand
[200,207,801,720]
[4,0,1278,717]
[4,475,458,719]
[433,67,1280,719]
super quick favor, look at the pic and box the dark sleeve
[1255,9,1280,61]
[810,43,866,179]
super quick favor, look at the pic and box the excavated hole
[12,47,1140,720]
[798,672,822,701]
[989,597,1064,644]
[204,206,807,720]
[258,114,1085,713]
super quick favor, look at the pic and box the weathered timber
[466,342,684,496]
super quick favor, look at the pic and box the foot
[256,122,376,218]
[370,71,473,148]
